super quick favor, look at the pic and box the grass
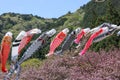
[21,58,44,68]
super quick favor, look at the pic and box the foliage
[82,0,120,52]
[0,0,120,58]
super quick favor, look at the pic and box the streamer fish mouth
[30,28,41,34]
[5,32,13,38]
[62,28,69,34]
[117,31,120,36]
[46,29,56,37]
[75,28,81,34]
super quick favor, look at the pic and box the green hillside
[0,0,120,57]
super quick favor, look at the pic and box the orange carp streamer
[0,32,12,72]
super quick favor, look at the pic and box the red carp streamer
[79,27,108,55]
[74,29,85,44]
[18,28,41,53]
[18,32,33,54]
[74,28,90,44]
[46,28,69,56]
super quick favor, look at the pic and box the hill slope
[0,0,120,58]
